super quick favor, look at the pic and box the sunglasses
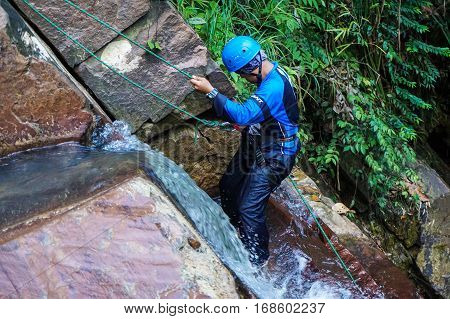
[236,69,259,76]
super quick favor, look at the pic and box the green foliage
[172,0,449,213]
[147,40,162,52]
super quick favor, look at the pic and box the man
[190,36,300,267]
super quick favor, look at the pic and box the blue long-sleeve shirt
[212,62,299,155]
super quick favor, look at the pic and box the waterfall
[91,121,358,299]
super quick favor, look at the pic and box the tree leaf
[188,17,207,25]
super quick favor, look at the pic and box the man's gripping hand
[189,76,214,94]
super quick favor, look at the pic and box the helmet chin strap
[256,65,262,86]
[249,52,263,86]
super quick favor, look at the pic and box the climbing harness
[20,0,362,292]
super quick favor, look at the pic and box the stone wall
[339,147,449,297]
[414,161,450,298]
[14,0,151,67]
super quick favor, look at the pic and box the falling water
[91,121,359,299]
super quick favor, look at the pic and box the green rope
[21,0,222,128]
[288,176,361,291]
[61,0,193,79]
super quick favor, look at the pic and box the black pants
[219,133,298,266]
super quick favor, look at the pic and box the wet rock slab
[0,1,93,157]
[0,143,141,229]
[0,176,238,298]
[0,141,238,298]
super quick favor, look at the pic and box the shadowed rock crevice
[149,125,241,193]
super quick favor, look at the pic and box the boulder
[415,142,450,186]
[0,143,238,298]
[149,124,241,194]
[13,0,150,67]
[414,161,450,298]
[0,177,238,298]
[75,1,235,131]
[0,0,96,157]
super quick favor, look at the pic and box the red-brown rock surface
[0,2,93,157]
[0,177,238,298]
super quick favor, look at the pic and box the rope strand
[21,0,220,128]
[61,0,193,79]
[288,176,362,292]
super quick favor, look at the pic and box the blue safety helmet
[221,36,261,72]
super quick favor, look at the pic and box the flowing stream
[1,121,363,298]
[91,122,360,299]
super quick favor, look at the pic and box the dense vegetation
[172,0,449,213]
